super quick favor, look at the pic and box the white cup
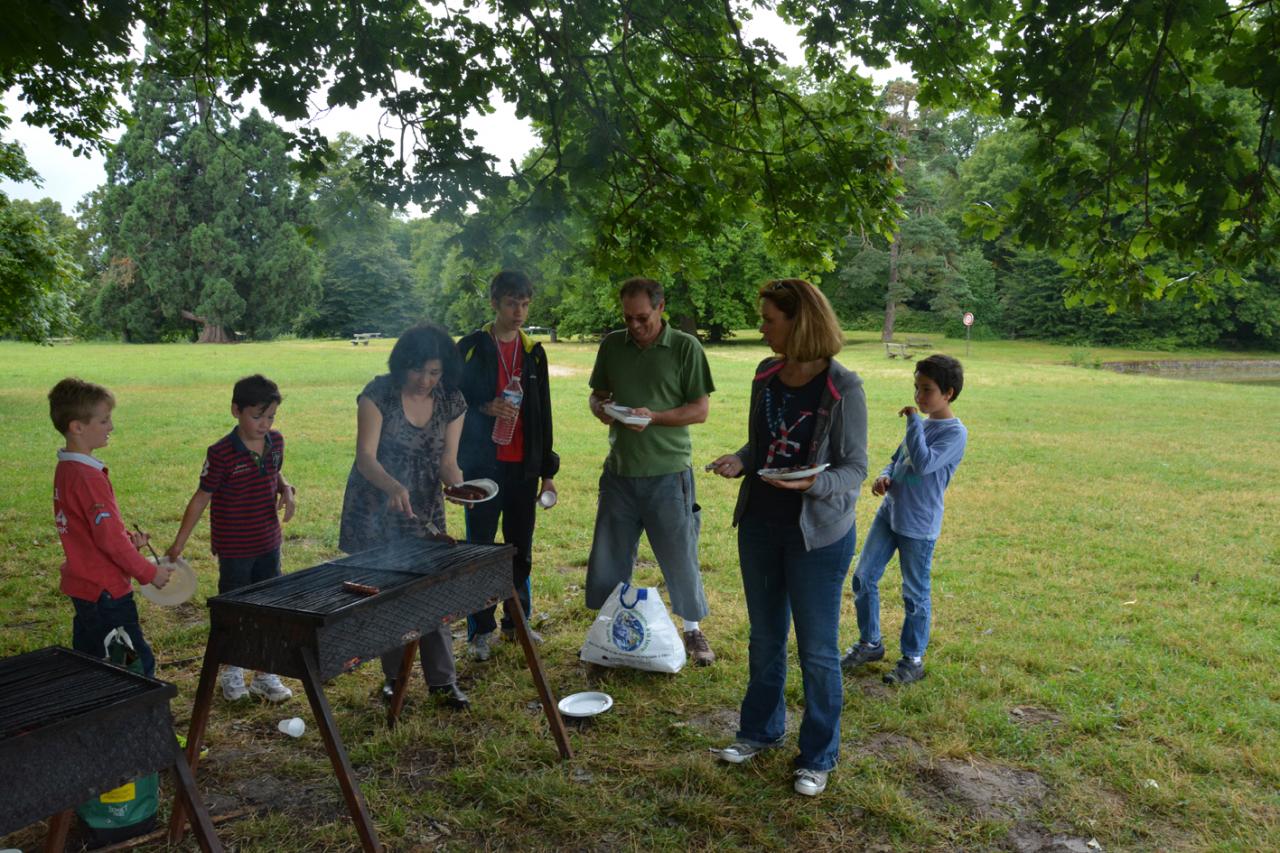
[539,490,558,509]
[278,717,305,738]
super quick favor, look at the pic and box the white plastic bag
[580,583,686,673]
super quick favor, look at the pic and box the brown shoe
[683,629,716,666]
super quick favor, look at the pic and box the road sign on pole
[962,312,974,356]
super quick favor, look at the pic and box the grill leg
[506,588,573,760]
[43,808,73,852]
[386,642,416,728]
[299,646,383,853]
[169,631,223,844]
[170,740,223,852]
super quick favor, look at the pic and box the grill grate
[214,540,505,616]
[0,649,156,739]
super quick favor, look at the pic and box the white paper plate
[758,463,830,481]
[557,691,614,718]
[603,403,651,426]
[444,478,499,505]
[139,557,197,606]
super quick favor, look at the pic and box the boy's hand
[898,406,919,418]
[872,476,892,496]
[129,529,150,550]
[164,543,183,562]
[151,563,174,589]
[277,484,297,522]
[483,397,520,421]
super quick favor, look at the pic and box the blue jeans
[586,467,707,621]
[70,591,155,678]
[851,508,937,659]
[737,520,855,772]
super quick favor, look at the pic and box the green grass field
[1,332,1277,851]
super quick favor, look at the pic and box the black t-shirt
[744,369,827,523]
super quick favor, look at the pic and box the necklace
[492,331,521,385]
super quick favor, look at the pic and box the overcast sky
[2,13,903,215]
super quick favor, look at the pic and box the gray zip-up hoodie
[731,357,869,550]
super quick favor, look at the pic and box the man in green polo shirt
[586,277,717,665]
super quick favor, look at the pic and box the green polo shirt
[589,323,715,477]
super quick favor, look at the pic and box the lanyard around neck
[492,331,520,383]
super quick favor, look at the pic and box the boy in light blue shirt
[842,354,967,685]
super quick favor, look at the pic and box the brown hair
[759,279,844,361]
[48,377,115,435]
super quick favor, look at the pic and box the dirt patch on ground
[547,365,579,377]
[853,732,929,762]
[1009,705,1064,727]
[678,706,799,740]
[850,674,893,699]
[1004,821,1100,852]
[918,757,1047,820]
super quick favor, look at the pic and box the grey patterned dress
[339,374,467,553]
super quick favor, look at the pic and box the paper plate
[758,463,830,481]
[444,478,499,505]
[139,556,197,606]
[603,403,651,426]
[557,691,614,718]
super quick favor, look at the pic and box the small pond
[1102,359,1280,387]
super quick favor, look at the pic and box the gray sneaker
[715,739,782,764]
[220,666,248,701]
[841,642,885,671]
[883,658,925,685]
[468,631,495,661]
[794,768,829,796]
[248,672,293,703]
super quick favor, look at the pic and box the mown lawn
[1,332,1277,851]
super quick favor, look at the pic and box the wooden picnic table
[351,332,383,346]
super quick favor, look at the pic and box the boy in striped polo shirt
[167,374,298,701]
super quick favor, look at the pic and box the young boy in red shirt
[50,378,173,676]
[166,374,297,702]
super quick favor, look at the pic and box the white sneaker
[794,768,829,797]
[220,666,248,701]
[468,632,494,661]
[248,672,293,703]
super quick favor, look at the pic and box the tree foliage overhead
[785,0,1280,306]
[4,1,902,273]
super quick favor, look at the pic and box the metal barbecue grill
[0,646,220,851]
[170,539,571,853]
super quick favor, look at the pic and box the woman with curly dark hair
[339,322,470,709]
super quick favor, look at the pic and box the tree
[304,136,423,337]
[0,131,80,341]
[91,67,320,341]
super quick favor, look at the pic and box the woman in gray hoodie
[708,278,868,798]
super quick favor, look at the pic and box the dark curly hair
[388,323,461,390]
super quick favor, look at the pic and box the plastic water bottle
[491,374,523,445]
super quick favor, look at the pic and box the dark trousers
[70,590,155,678]
[217,548,281,594]
[464,461,539,639]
